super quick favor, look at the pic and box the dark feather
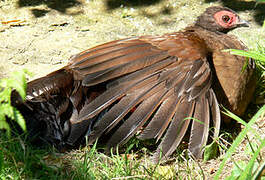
[88,90,146,144]
[77,70,162,122]
[70,37,149,65]
[138,94,179,141]
[188,94,210,158]
[26,69,74,99]
[72,42,152,68]
[153,98,195,162]
[106,88,171,148]
[106,56,177,89]
[81,50,169,86]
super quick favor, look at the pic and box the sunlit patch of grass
[67,141,205,179]
[214,105,265,180]
[0,134,207,179]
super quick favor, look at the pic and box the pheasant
[12,6,256,161]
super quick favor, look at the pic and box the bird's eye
[222,15,230,23]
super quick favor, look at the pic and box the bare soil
[1,0,264,79]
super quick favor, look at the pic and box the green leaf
[203,141,218,161]
[13,107,26,131]
[226,160,259,180]
[225,171,236,180]
[0,104,14,119]
[10,70,29,100]
[0,120,10,137]
[184,117,204,125]
[256,0,265,3]
[0,112,5,121]
[0,86,12,103]
[0,69,30,135]
[253,158,265,179]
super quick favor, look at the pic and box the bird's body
[13,6,256,161]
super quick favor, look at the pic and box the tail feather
[12,68,94,148]
[26,68,74,100]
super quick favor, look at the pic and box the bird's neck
[184,25,228,52]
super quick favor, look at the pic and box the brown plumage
[13,6,256,162]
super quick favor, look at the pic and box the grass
[214,105,265,180]
[0,134,206,179]
[0,104,264,179]
[0,134,66,179]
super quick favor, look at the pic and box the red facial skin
[214,10,238,28]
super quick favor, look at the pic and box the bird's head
[195,6,249,33]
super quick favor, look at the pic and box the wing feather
[188,94,210,158]
[106,56,177,89]
[77,70,162,122]
[82,51,169,86]
[87,92,139,144]
[153,98,195,162]
[77,47,162,74]
[209,89,221,138]
[68,33,216,161]
[138,93,179,141]
[106,89,171,148]
[70,37,150,65]
[26,69,74,99]
[72,42,151,67]
[66,109,90,145]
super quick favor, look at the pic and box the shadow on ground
[205,0,265,26]
[17,0,165,18]
[18,0,82,17]
[105,0,163,10]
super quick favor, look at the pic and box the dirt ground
[0,0,264,179]
[0,0,264,79]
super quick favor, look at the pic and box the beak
[236,18,250,27]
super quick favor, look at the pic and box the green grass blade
[224,49,265,62]
[214,105,265,179]
[253,158,265,179]
[221,106,247,126]
[239,138,265,180]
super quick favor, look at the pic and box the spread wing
[68,32,221,161]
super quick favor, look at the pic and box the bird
[12,6,256,162]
